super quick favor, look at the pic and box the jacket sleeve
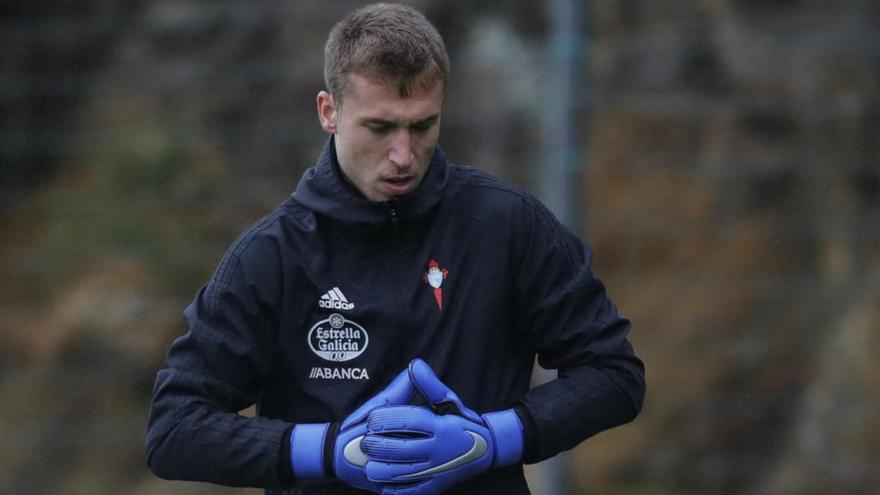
[145,228,294,488]
[511,198,646,464]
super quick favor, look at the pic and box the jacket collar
[293,136,449,224]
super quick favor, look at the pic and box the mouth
[381,176,415,195]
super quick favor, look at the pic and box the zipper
[384,198,407,357]
[387,199,401,244]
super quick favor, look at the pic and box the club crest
[423,259,449,310]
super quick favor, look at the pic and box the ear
[317,91,337,134]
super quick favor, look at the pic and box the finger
[374,368,420,406]
[343,368,417,428]
[361,434,434,462]
[407,359,481,422]
[407,359,453,404]
[367,405,438,434]
[381,479,439,495]
[367,459,436,483]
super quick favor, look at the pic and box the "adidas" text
[319,287,355,310]
[319,299,354,310]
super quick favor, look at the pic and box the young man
[146,3,645,494]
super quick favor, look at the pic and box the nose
[388,129,414,168]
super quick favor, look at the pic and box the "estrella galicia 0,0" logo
[307,313,368,362]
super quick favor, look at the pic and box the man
[146,3,645,494]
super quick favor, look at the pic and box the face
[317,72,443,202]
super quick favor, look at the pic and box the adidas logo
[319,287,354,310]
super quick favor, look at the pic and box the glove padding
[360,359,524,494]
[289,368,417,492]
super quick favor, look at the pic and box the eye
[410,121,435,133]
[366,123,392,134]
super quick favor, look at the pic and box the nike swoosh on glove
[360,358,524,494]
[288,368,417,493]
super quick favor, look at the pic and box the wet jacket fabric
[146,138,645,494]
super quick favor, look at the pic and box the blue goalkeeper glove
[288,368,417,493]
[360,359,524,494]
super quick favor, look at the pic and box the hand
[360,359,524,494]
[288,368,417,493]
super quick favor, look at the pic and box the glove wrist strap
[290,423,330,479]
[483,409,524,467]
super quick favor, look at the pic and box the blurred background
[2,0,879,493]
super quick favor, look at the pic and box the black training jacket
[146,138,645,494]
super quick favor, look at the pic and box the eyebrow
[361,113,440,127]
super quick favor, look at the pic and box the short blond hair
[324,3,449,106]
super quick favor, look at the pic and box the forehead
[341,72,444,119]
